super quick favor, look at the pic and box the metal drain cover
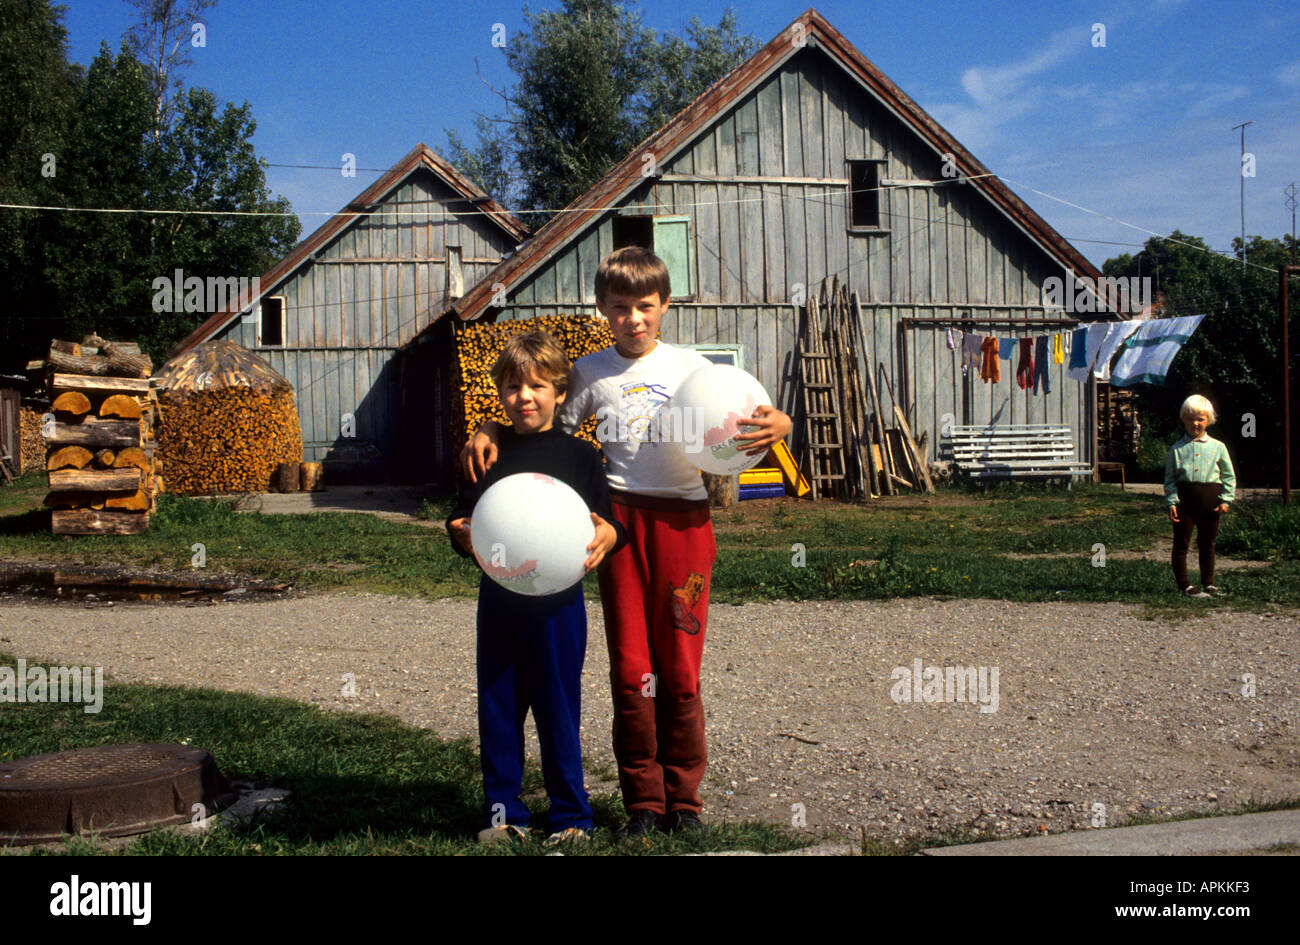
[0,743,236,845]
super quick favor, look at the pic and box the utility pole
[1286,182,1297,265]
[1232,121,1252,272]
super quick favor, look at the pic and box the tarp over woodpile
[154,339,293,399]
[154,341,302,494]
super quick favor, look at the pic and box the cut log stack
[452,315,614,457]
[153,340,303,494]
[36,337,160,535]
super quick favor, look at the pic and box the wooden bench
[943,424,1093,487]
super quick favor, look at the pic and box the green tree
[0,0,78,367]
[449,1,755,222]
[1103,231,1295,485]
[42,42,299,366]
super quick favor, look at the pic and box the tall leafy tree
[448,1,755,223]
[0,0,78,367]
[126,0,217,139]
[1103,232,1296,484]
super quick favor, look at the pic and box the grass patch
[0,651,805,857]
[1,479,1296,610]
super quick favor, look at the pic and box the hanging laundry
[961,331,983,377]
[998,337,1016,360]
[1067,327,1090,371]
[1051,333,1065,365]
[946,327,958,350]
[1065,323,1110,382]
[1110,315,1205,387]
[1016,337,1034,390]
[1092,320,1143,381]
[1033,335,1051,395]
[980,336,1001,382]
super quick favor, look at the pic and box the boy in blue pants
[447,330,626,844]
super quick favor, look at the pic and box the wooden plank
[49,468,141,492]
[779,71,801,177]
[43,418,140,449]
[894,405,934,492]
[800,53,824,179]
[763,186,785,304]
[52,509,149,535]
[52,374,151,395]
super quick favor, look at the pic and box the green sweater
[1164,434,1236,508]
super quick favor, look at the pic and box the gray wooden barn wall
[218,169,517,464]
[490,46,1093,465]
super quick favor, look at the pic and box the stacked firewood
[154,340,303,494]
[452,315,614,455]
[34,337,160,535]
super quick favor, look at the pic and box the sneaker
[663,811,706,834]
[476,824,530,845]
[543,827,591,847]
[1183,586,1210,599]
[616,809,660,840]
[1204,585,1224,596]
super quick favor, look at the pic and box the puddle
[0,563,294,604]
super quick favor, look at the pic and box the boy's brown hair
[490,329,572,396]
[594,246,671,304]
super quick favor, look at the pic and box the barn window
[612,214,696,299]
[259,296,284,346]
[447,246,464,300]
[847,160,886,230]
[612,215,653,250]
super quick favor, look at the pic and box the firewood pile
[797,279,933,499]
[452,315,614,455]
[29,335,160,535]
[154,340,303,494]
[19,406,45,474]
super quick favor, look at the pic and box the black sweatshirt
[445,426,629,563]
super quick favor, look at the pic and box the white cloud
[958,28,1081,106]
[1276,60,1300,88]
[1186,85,1249,118]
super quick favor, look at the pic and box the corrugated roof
[170,143,529,357]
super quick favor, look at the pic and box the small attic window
[847,160,886,231]
[612,215,653,250]
[259,296,284,346]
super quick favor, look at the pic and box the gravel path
[2,590,1297,844]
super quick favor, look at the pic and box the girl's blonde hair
[1179,394,1216,425]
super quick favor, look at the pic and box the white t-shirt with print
[558,341,713,500]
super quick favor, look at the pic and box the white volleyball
[470,472,595,596]
[668,364,773,475]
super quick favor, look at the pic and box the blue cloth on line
[998,337,1016,360]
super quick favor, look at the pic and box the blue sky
[61,0,1300,269]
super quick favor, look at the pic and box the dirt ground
[2,589,1296,846]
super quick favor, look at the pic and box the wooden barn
[409,7,1121,485]
[171,144,529,483]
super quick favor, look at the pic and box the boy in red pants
[464,247,791,836]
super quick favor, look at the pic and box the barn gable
[416,8,1112,475]
[171,144,527,483]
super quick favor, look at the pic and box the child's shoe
[543,827,590,847]
[1182,586,1210,599]
[663,811,706,834]
[1204,585,1224,596]
[476,824,530,845]
[616,809,660,840]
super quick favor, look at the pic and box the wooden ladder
[797,292,846,500]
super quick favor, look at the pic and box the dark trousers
[476,576,593,831]
[1172,481,1222,589]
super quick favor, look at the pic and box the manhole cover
[0,743,236,845]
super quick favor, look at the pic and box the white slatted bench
[943,424,1093,487]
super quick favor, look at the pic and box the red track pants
[597,492,715,815]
